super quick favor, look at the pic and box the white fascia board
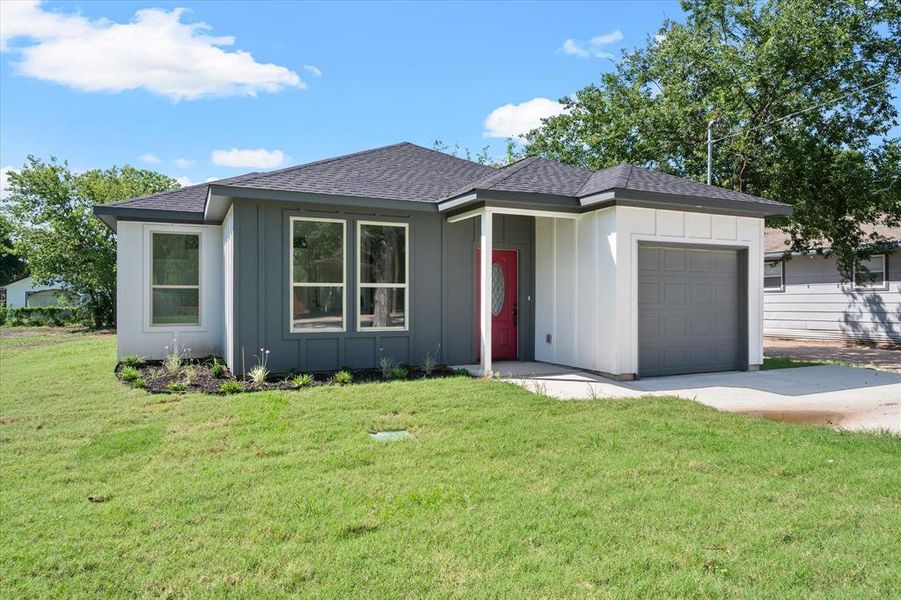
[437,193,479,212]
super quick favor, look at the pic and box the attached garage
[638,244,746,377]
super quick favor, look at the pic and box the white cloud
[174,158,195,168]
[175,176,195,187]
[0,1,304,100]
[557,30,623,60]
[483,98,567,140]
[140,153,161,164]
[1,166,15,200]
[303,64,322,77]
[205,177,218,183]
[211,148,286,169]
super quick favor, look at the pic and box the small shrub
[133,378,146,390]
[292,373,314,388]
[122,355,143,368]
[332,369,353,385]
[218,380,243,395]
[167,382,187,393]
[182,365,198,386]
[422,345,440,376]
[118,366,140,382]
[209,359,227,378]
[163,340,190,376]
[378,355,396,379]
[248,347,271,386]
[390,365,409,380]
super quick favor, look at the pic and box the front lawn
[1,331,899,597]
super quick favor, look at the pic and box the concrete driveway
[480,362,901,434]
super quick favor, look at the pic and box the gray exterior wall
[231,198,534,374]
[764,250,900,343]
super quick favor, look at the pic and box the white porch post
[479,209,493,376]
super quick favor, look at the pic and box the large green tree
[526,0,901,276]
[0,213,27,286]
[4,158,179,327]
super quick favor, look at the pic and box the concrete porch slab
[455,361,901,434]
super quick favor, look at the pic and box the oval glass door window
[491,262,505,316]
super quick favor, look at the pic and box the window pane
[359,286,405,328]
[856,255,885,288]
[360,224,406,284]
[293,221,343,284]
[292,286,343,330]
[860,255,885,273]
[152,288,199,325]
[153,234,199,285]
[764,276,783,290]
[764,262,782,277]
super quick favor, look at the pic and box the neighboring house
[1,276,76,308]
[94,142,790,379]
[763,225,900,343]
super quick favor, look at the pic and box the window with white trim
[763,260,784,292]
[151,233,200,325]
[853,254,887,290]
[358,222,408,330]
[290,217,346,331]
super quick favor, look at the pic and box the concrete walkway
[457,361,901,433]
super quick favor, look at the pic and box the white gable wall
[535,206,765,377]
[4,276,68,308]
[117,220,225,360]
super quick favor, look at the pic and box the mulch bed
[115,359,463,394]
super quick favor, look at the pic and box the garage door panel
[639,245,740,377]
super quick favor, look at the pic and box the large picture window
[763,260,784,292]
[358,221,408,330]
[290,217,346,331]
[853,254,887,290]
[151,232,200,325]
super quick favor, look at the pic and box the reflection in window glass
[763,261,783,291]
[151,233,200,325]
[358,223,407,329]
[291,219,345,331]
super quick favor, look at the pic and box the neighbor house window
[853,254,887,290]
[290,217,346,331]
[764,260,784,292]
[151,233,200,325]
[358,221,408,330]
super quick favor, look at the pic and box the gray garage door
[638,245,740,377]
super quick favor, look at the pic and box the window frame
[288,216,347,333]
[763,259,785,293]
[853,253,888,291]
[149,231,202,328]
[356,220,410,332]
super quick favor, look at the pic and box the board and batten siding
[764,250,900,342]
[535,206,764,377]
[115,220,225,359]
[230,198,535,374]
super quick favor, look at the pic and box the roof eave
[208,184,441,213]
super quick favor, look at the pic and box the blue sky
[0,1,684,186]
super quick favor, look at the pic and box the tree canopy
[4,158,179,326]
[525,0,901,276]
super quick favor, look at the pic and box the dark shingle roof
[99,142,787,218]
[104,172,261,214]
[223,142,494,202]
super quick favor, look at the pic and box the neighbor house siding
[2,277,68,308]
[536,207,764,377]
[764,251,900,342]
[115,220,224,360]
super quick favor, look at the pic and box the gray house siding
[764,250,900,343]
[231,197,534,374]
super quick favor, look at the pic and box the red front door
[476,249,518,360]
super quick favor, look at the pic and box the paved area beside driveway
[765,337,901,373]
[459,361,901,434]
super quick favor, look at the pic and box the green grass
[762,355,827,370]
[1,331,899,597]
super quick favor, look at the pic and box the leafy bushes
[0,306,86,327]
[292,374,314,388]
[218,380,243,395]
